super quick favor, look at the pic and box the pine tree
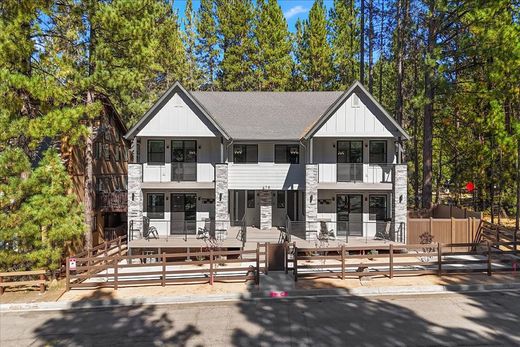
[300,0,334,90]
[216,0,256,91]
[196,0,220,90]
[329,0,360,88]
[254,0,292,91]
[183,0,201,90]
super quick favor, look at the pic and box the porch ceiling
[141,182,215,190]
[317,182,392,190]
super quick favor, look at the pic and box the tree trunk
[378,0,384,101]
[84,92,94,251]
[516,138,520,233]
[395,0,404,125]
[368,0,374,93]
[422,0,436,209]
[360,0,365,85]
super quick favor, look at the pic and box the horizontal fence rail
[0,270,47,295]
[290,241,520,281]
[66,247,264,290]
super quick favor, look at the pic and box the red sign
[69,258,77,271]
[466,182,475,192]
[270,291,288,298]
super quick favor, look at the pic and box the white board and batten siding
[314,92,394,138]
[228,163,304,190]
[136,93,218,138]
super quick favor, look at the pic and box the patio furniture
[142,216,159,240]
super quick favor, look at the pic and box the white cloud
[284,5,308,19]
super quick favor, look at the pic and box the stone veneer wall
[259,190,272,230]
[392,164,408,243]
[305,165,318,240]
[214,163,229,238]
[127,164,143,239]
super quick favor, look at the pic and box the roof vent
[352,94,360,107]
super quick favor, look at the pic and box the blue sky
[173,0,335,32]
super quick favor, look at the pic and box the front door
[337,194,363,236]
[287,191,299,221]
[233,190,246,223]
[171,193,196,234]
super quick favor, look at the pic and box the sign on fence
[69,258,77,271]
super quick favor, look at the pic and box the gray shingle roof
[190,91,343,140]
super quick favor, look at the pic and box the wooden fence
[74,235,127,259]
[407,217,481,246]
[291,242,519,281]
[66,247,262,290]
[0,270,47,295]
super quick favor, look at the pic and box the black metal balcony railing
[171,162,197,181]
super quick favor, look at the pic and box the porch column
[128,163,143,239]
[392,164,408,243]
[259,190,272,230]
[305,164,318,239]
[215,163,229,239]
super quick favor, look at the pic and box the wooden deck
[128,227,403,252]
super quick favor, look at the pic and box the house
[124,81,408,251]
[63,96,129,245]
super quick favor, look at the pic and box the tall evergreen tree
[254,0,292,91]
[216,0,256,91]
[196,0,220,90]
[183,0,201,90]
[329,0,360,88]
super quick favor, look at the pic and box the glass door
[336,194,363,236]
[172,140,197,181]
[171,193,197,235]
[337,141,363,182]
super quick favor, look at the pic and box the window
[147,193,164,219]
[247,190,255,208]
[233,144,258,163]
[172,140,197,163]
[337,141,363,163]
[369,140,387,163]
[147,140,165,164]
[275,145,299,164]
[277,191,285,208]
[369,195,388,220]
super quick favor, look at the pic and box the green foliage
[0,149,84,271]
[196,0,220,90]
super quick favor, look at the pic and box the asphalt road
[1,291,520,346]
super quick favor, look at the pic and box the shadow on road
[32,290,201,346]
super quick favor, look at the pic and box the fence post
[265,242,269,275]
[487,241,492,276]
[284,242,288,274]
[209,249,214,285]
[0,275,3,295]
[294,246,298,282]
[451,217,454,253]
[255,243,260,285]
[104,242,108,258]
[437,242,442,276]
[118,237,122,256]
[113,256,119,290]
[389,244,394,279]
[341,245,346,280]
[40,273,46,294]
[430,217,433,237]
[65,256,70,291]
[162,253,166,287]
[88,249,92,268]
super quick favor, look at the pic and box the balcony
[140,163,214,183]
[227,163,305,190]
[96,191,127,212]
[318,163,394,185]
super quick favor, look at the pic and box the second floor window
[337,141,363,163]
[147,193,164,219]
[369,140,387,163]
[233,144,258,163]
[147,140,165,164]
[172,140,197,163]
[275,145,299,164]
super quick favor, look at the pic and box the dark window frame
[147,193,165,219]
[247,190,255,208]
[274,144,300,164]
[233,144,258,164]
[171,140,197,163]
[277,191,286,208]
[369,194,388,221]
[147,140,165,164]
[337,140,363,163]
[369,140,387,164]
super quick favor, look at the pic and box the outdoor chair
[142,216,159,240]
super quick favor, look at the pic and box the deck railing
[171,162,197,181]
[131,219,233,242]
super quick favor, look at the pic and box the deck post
[284,242,289,274]
[65,256,70,291]
[0,275,3,295]
[255,243,260,285]
[209,249,214,285]
[389,244,394,279]
[487,241,492,276]
[113,256,119,290]
[162,253,166,287]
[39,274,46,293]
[294,246,298,282]
[437,243,442,276]
[341,245,345,280]
[265,242,269,275]
[118,236,122,256]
